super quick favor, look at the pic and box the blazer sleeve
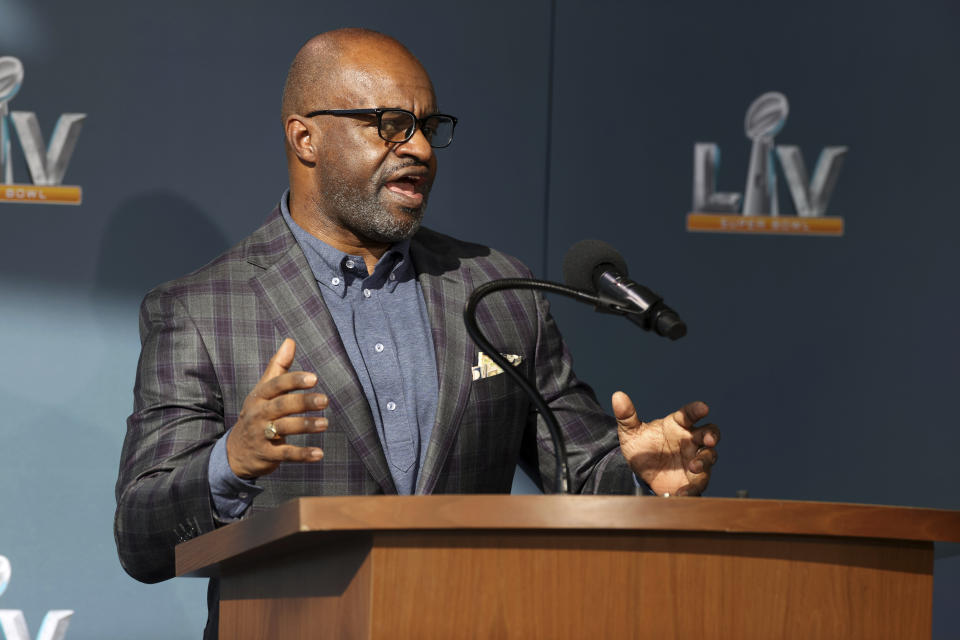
[526,286,637,495]
[114,287,225,583]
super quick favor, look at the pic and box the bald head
[280,28,430,130]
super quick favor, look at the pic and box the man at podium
[114,28,719,636]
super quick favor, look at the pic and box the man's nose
[395,128,434,163]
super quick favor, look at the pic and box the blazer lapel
[245,211,397,494]
[411,236,474,494]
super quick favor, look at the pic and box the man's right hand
[226,338,328,479]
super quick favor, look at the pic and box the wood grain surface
[213,530,933,639]
[219,535,373,639]
[367,532,932,640]
[177,496,960,577]
[181,497,957,639]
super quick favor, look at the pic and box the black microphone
[562,239,687,340]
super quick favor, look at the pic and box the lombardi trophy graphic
[0,55,86,204]
[689,91,848,236]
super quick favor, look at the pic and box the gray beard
[325,179,427,244]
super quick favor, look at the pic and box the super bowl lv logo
[687,92,847,236]
[0,57,85,205]
[0,556,73,640]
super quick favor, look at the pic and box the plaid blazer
[114,208,634,584]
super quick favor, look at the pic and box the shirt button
[238,492,248,500]
[386,401,397,411]
[345,259,355,270]
[363,288,372,298]
[331,277,341,286]
[389,273,396,281]
[375,343,384,353]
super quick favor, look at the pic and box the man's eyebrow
[389,105,440,112]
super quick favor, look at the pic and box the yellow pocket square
[471,351,523,381]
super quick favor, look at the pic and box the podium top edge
[175,496,960,577]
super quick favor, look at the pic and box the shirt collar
[279,190,413,297]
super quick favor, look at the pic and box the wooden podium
[176,496,960,639]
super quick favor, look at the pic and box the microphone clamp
[593,272,687,340]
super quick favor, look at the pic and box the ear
[285,115,319,163]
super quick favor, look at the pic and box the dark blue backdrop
[0,1,957,637]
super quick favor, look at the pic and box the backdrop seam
[541,0,557,278]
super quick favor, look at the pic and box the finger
[257,371,318,400]
[689,424,721,448]
[688,446,718,474]
[676,474,709,496]
[611,391,642,429]
[262,392,329,420]
[670,400,710,430]
[265,443,324,462]
[258,338,297,384]
[268,416,328,438]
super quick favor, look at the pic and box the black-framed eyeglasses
[303,108,458,148]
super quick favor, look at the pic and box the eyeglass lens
[379,110,455,148]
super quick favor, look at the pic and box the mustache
[380,160,432,183]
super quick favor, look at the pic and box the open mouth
[386,175,423,198]
[384,170,429,205]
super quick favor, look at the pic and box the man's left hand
[613,391,720,496]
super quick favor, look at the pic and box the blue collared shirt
[208,192,439,518]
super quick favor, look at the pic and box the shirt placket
[355,270,417,479]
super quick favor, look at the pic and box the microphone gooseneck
[462,241,687,493]
[463,278,602,495]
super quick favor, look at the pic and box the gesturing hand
[613,391,720,497]
[225,338,328,479]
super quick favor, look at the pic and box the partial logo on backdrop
[686,92,847,236]
[0,556,73,640]
[0,57,85,205]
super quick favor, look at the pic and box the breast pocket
[467,363,530,439]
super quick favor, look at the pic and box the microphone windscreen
[562,239,629,292]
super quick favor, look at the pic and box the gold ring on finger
[264,421,279,440]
